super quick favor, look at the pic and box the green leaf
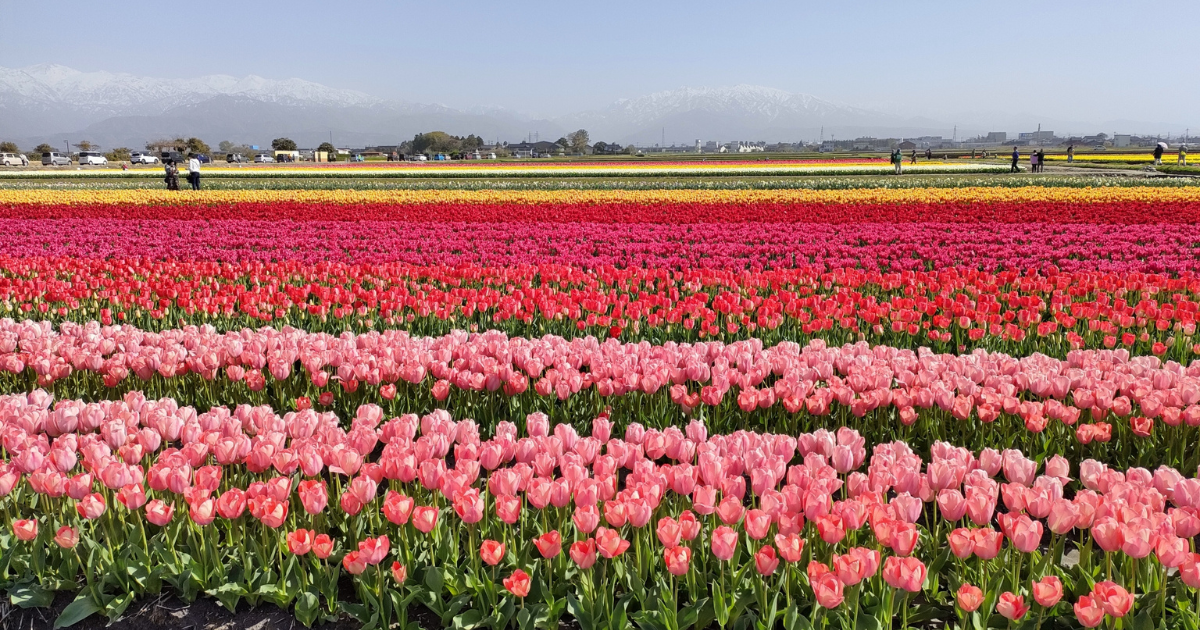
[632,611,668,630]
[517,607,535,630]
[106,592,134,620]
[1133,610,1155,630]
[425,566,445,595]
[294,591,319,628]
[54,595,101,628]
[10,583,53,608]
[713,580,728,627]
[567,595,594,630]
[452,609,483,630]
[679,597,710,629]
[205,582,245,613]
[856,615,883,630]
[783,605,813,630]
[340,600,371,623]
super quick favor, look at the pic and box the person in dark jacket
[164,160,180,190]
[1037,149,1045,172]
[1010,147,1020,173]
[1154,144,1165,165]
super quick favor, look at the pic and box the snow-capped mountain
[559,84,939,144]
[597,85,871,127]
[0,64,963,148]
[0,64,383,114]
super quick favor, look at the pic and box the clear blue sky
[1,0,1195,123]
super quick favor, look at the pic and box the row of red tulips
[2,219,1198,273]
[2,395,1200,629]
[2,258,1199,359]
[1,322,1198,467]
[5,199,1200,224]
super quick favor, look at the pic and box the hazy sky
[2,0,1196,123]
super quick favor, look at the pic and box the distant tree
[271,138,298,151]
[107,147,132,161]
[317,142,335,154]
[185,138,211,155]
[592,141,608,154]
[567,129,590,154]
[0,142,18,153]
[34,143,55,154]
[462,134,484,150]
[624,145,638,155]
[73,140,97,151]
[411,132,461,154]
[555,137,569,149]
[218,141,236,153]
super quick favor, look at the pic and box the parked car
[0,153,28,166]
[226,154,245,163]
[253,154,275,163]
[78,151,108,166]
[160,151,186,164]
[129,152,160,165]
[41,152,71,166]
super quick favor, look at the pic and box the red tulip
[882,556,925,592]
[1074,595,1105,628]
[711,525,738,561]
[754,545,779,576]
[287,529,314,555]
[996,592,1029,621]
[744,508,771,541]
[298,480,328,515]
[812,572,844,609]
[503,569,531,598]
[313,534,334,559]
[656,516,682,548]
[533,531,561,559]
[596,527,630,559]
[664,545,691,576]
[774,533,805,563]
[342,550,367,575]
[1092,581,1133,618]
[1032,575,1063,608]
[570,538,597,569]
[76,492,107,520]
[412,506,438,533]
[391,561,407,584]
[216,488,247,519]
[145,500,174,526]
[54,525,78,549]
[480,539,506,566]
[358,535,390,565]
[956,583,983,612]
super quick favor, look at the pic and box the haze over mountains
[0,64,1188,150]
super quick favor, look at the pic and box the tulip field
[3,179,1200,630]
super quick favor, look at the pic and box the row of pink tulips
[1,321,1199,468]
[2,393,1200,627]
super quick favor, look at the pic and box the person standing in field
[1030,150,1038,173]
[1037,148,1045,172]
[891,148,901,174]
[187,154,201,190]
[1010,147,1020,172]
[1067,144,1075,163]
[164,160,179,190]
[1179,145,1187,165]
[910,149,917,164]
[1154,143,1165,165]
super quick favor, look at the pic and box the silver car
[41,152,71,166]
[0,153,28,166]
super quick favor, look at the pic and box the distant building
[725,141,765,153]
[703,141,719,152]
[1114,134,1131,148]
[984,132,1007,143]
[898,141,917,150]
[506,141,560,157]
[1018,131,1056,142]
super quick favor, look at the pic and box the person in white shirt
[187,155,201,190]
